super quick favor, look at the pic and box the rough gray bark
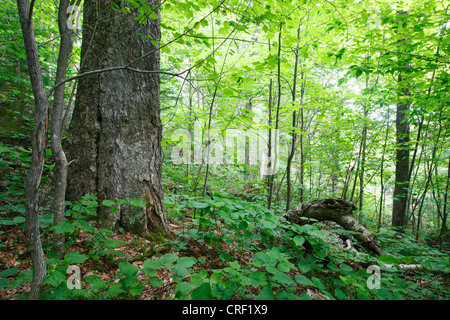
[17,0,48,299]
[65,0,166,236]
[284,198,382,255]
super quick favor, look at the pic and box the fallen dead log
[284,198,383,256]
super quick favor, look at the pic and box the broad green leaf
[272,271,294,286]
[119,262,138,276]
[238,221,248,230]
[255,286,275,300]
[175,281,192,296]
[46,270,66,287]
[191,282,212,300]
[129,198,146,208]
[294,274,315,287]
[148,276,162,287]
[12,216,25,224]
[129,283,144,297]
[53,221,75,234]
[143,259,163,270]
[335,288,347,300]
[64,252,88,264]
[0,278,9,289]
[253,252,276,265]
[0,267,19,277]
[161,253,179,266]
[298,260,311,273]
[176,256,197,268]
[101,199,116,207]
[339,276,356,285]
[192,202,209,209]
[293,235,305,246]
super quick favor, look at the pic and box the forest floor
[0,143,449,300]
[0,218,261,300]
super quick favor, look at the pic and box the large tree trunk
[66,0,166,236]
[284,198,382,255]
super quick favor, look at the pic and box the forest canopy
[0,0,449,302]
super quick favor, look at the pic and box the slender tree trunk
[202,84,218,197]
[244,98,253,181]
[17,0,49,299]
[266,75,273,205]
[416,108,443,240]
[51,0,77,258]
[392,11,411,230]
[268,22,283,209]
[440,156,450,238]
[286,25,301,211]
[66,0,166,236]
[378,107,390,231]
[359,103,368,216]
[392,72,410,229]
[298,72,306,204]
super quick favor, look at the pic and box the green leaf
[0,278,9,289]
[255,286,275,300]
[300,292,313,300]
[148,276,162,287]
[101,199,116,207]
[176,256,197,268]
[119,262,138,276]
[339,276,356,285]
[272,272,294,286]
[238,221,248,230]
[339,263,354,273]
[294,274,315,287]
[129,283,144,297]
[192,202,209,209]
[129,198,146,208]
[293,235,305,246]
[46,270,66,287]
[335,288,347,300]
[175,281,192,296]
[143,259,163,270]
[161,253,179,266]
[72,220,96,233]
[173,265,190,277]
[297,260,311,273]
[277,290,301,300]
[0,267,19,277]
[12,216,25,224]
[53,221,75,234]
[219,253,231,262]
[64,252,88,264]
[191,282,212,300]
[253,252,276,265]
[86,275,106,290]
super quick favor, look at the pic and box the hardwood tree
[392,11,411,230]
[65,0,167,236]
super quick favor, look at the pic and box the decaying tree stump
[284,198,382,256]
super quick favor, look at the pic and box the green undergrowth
[1,145,449,299]
[1,190,449,300]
